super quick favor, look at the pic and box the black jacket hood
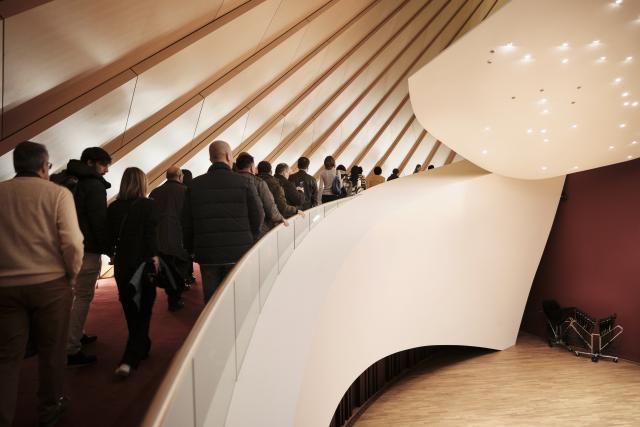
[66,159,111,189]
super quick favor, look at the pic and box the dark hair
[297,157,310,170]
[236,152,254,170]
[275,163,289,175]
[182,169,193,186]
[427,164,435,170]
[257,161,272,174]
[13,141,48,174]
[337,164,346,171]
[393,168,399,174]
[80,147,112,165]
[373,166,382,175]
[323,156,335,169]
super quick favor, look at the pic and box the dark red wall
[521,158,640,362]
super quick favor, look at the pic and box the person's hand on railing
[282,218,289,227]
[297,210,305,217]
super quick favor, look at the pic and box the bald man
[149,166,190,311]
[182,140,264,303]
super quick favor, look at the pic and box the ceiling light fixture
[541,129,547,134]
[572,166,579,170]
[591,40,600,45]
[598,56,607,62]
[632,140,638,145]
[527,128,533,134]
[541,166,548,171]
[561,42,569,48]
[627,155,634,160]
[523,54,532,61]
[619,123,626,128]
[571,124,578,128]
[542,109,549,114]
[561,58,569,64]
[622,92,629,97]
[632,101,639,107]
[481,149,488,155]
[615,0,623,5]
[484,126,491,131]
[624,101,630,106]
[614,77,622,84]
[543,138,550,143]
[625,56,633,61]
[609,145,615,149]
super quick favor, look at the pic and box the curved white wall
[225,161,564,426]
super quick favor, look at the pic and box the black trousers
[321,194,339,204]
[159,254,190,306]
[200,264,233,304]
[114,268,156,368]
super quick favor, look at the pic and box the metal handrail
[142,196,354,427]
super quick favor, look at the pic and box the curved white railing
[142,196,355,427]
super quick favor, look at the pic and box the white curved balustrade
[144,161,564,427]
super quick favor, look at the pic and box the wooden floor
[355,334,640,426]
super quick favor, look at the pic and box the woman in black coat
[107,167,159,377]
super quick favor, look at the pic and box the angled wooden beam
[0,0,53,18]
[262,0,436,163]
[299,0,453,165]
[444,149,457,165]
[105,0,344,157]
[233,0,410,157]
[0,0,268,150]
[348,95,410,171]
[370,115,416,174]
[398,130,427,174]
[420,140,442,171]
[314,0,480,175]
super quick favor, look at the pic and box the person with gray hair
[149,166,190,311]
[182,140,264,303]
[0,141,84,426]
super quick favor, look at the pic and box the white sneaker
[115,363,131,377]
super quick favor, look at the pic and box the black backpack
[50,170,79,195]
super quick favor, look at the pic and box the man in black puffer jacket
[182,140,264,303]
[63,147,111,366]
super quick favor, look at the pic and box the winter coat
[258,173,298,219]
[149,180,189,260]
[182,163,264,265]
[276,174,305,210]
[237,171,284,236]
[66,159,111,254]
[107,197,158,277]
[289,170,318,210]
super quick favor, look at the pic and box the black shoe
[80,334,97,345]
[67,351,97,367]
[168,299,185,312]
[40,396,69,427]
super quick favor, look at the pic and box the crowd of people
[0,138,433,426]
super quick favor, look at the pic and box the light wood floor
[354,334,640,426]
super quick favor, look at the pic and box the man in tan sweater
[0,141,84,427]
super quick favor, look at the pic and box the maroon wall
[521,158,640,363]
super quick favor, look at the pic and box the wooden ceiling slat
[398,130,428,174]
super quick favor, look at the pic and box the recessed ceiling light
[561,58,569,64]
[538,98,547,104]
[481,149,488,155]
[505,42,514,48]
[615,0,623,4]
[484,126,491,131]
[571,124,578,128]
[632,140,638,145]
[609,145,615,149]
[541,166,548,171]
[622,92,630,97]
[614,77,622,84]
[624,101,630,106]
[625,56,633,61]
[523,54,532,61]
[619,123,627,128]
[543,138,550,143]
[527,128,533,134]
[541,129,547,134]
[572,166,579,170]
[542,109,549,114]
[627,155,634,160]
[598,56,607,62]
[632,101,639,107]
[591,40,601,45]
[561,42,569,48]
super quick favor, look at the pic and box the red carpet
[13,269,203,427]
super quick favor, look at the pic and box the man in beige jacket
[0,141,84,427]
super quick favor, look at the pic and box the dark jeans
[321,194,339,204]
[0,278,72,426]
[114,269,156,368]
[200,264,234,304]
